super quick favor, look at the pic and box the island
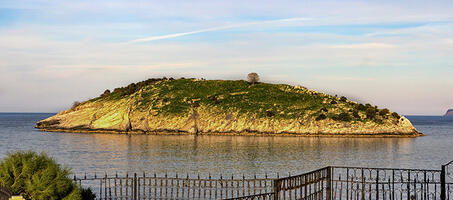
[36,77,422,137]
[445,109,453,116]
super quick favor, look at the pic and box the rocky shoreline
[36,127,423,137]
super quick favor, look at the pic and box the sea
[0,113,452,177]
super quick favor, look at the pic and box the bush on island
[379,108,390,116]
[0,151,95,200]
[333,112,352,122]
[316,114,327,121]
[392,112,401,119]
[366,107,377,119]
[352,110,361,119]
[100,89,110,98]
[356,104,366,111]
[71,101,81,110]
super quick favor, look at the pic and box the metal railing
[331,167,444,200]
[74,173,276,200]
[442,160,453,200]
[74,161,453,200]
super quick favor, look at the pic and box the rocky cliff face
[445,109,453,116]
[36,78,422,137]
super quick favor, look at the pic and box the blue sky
[0,0,452,115]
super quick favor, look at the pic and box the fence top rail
[330,166,442,172]
[275,167,330,182]
[73,173,278,181]
[223,192,275,200]
[74,176,277,181]
[444,160,453,166]
[72,165,447,182]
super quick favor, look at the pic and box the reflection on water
[0,113,452,177]
[61,134,417,176]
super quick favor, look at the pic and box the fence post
[326,167,332,200]
[441,165,446,200]
[273,179,280,200]
[134,173,138,200]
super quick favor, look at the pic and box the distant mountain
[445,109,453,116]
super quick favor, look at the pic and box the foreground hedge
[0,151,93,200]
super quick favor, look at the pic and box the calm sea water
[0,113,452,177]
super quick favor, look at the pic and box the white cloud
[128,17,312,43]
[330,43,396,49]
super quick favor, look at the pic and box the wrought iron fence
[442,160,453,200]
[272,167,331,200]
[74,161,453,200]
[74,173,276,200]
[331,167,444,200]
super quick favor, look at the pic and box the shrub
[379,108,390,116]
[392,112,401,119]
[340,96,347,102]
[209,96,221,104]
[333,112,352,122]
[247,73,260,84]
[266,110,274,117]
[71,101,81,110]
[192,101,200,108]
[352,110,360,119]
[366,107,377,119]
[316,114,327,121]
[0,151,92,200]
[100,89,111,98]
[356,104,366,111]
[330,100,337,104]
[320,107,328,112]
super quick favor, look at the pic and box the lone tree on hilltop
[247,72,260,84]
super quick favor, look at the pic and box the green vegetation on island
[92,77,400,123]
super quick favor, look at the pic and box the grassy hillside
[88,78,401,123]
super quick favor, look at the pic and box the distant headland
[445,109,453,116]
[36,75,422,137]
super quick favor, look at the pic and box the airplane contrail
[128,17,312,43]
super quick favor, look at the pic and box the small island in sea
[36,77,422,137]
[445,109,453,116]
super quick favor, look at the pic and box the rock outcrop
[36,78,422,137]
[445,109,453,116]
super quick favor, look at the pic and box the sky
[0,0,452,115]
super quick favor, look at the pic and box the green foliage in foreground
[90,78,401,123]
[0,151,95,200]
